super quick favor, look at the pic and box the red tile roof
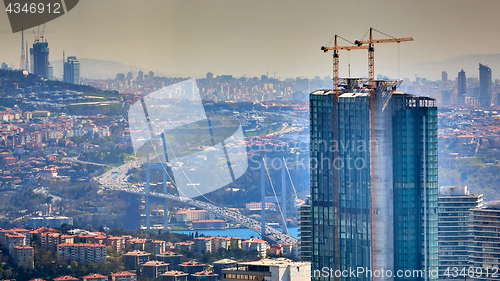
[161,271,189,276]
[53,276,79,281]
[81,274,107,279]
[110,271,136,277]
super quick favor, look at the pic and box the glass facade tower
[478,64,492,107]
[63,56,80,85]
[310,79,438,281]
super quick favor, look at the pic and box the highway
[96,159,143,186]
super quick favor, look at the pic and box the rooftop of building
[123,250,150,256]
[195,236,215,240]
[57,243,105,247]
[6,233,25,238]
[175,241,195,245]
[180,261,205,266]
[142,261,168,267]
[53,276,78,281]
[158,251,183,257]
[213,259,237,264]
[236,258,309,267]
[439,186,478,196]
[4,228,29,232]
[192,271,218,276]
[81,274,107,279]
[13,246,33,249]
[110,271,136,276]
[161,271,189,276]
[242,238,266,244]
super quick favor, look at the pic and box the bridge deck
[124,190,298,245]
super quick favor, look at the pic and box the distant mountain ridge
[50,58,147,80]
[47,54,500,81]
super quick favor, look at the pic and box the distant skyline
[1,0,500,80]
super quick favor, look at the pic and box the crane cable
[398,43,401,80]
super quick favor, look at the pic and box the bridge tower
[144,134,171,230]
[261,159,266,240]
[261,158,288,239]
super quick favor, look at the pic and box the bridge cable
[263,161,288,234]
[146,131,260,207]
[144,135,295,243]
[282,157,298,199]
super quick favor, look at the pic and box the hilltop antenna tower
[20,28,25,71]
[25,42,29,72]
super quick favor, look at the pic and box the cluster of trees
[2,227,194,280]
[178,247,260,264]
[439,152,500,201]
[5,245,125,281]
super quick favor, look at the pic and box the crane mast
[355,27,414,97]
[355,27,413,280]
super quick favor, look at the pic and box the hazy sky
[1,0,500,80]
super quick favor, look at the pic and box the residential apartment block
[56,243,106,264]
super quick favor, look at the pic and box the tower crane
[353,28,412,279]
[321,35,368,96]
[320,35,367,281]
[354,27,413,97]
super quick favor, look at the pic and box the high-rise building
[126,72,133,86]
[11,245,34,269]
[442,71,448,82]
[116,73,125,82]
[468,202,500,281]
[141,261,169,278]
[123,250,151,270]
[48,65,53,80]
[438,186,483,279]
[149,71,155,81]
[457,70,466,105]
[298,196,311,262]
[441,90,451,105]
[479,63,492,107]
[157,252,183,271]
[56,243,106,264]
[137,71,144,82]
[310,79,438,281]
[30,41,49,79]
[63,56,80,84]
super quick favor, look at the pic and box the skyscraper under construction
[30,39,49,79]
[310,79,438,281]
